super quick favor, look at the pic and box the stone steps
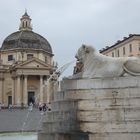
[60,77,140,90]
[51,100,78,111]
[43,108,140,123]
[41,121,79,133]
[79,121,140,133]
[43,110,77,123]
[54,88,140,102]
[77,109,140,122]
[88,133,140,140]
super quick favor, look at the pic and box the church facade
[0,12,56,107]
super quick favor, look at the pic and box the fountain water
[21,111,30,133]
[20,61,74,133]
[0,132,37,140]
[36,112,44,132]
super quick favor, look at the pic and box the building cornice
[100,34,140,53]
[0,48,54,56]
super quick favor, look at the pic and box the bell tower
[19,10,32,31]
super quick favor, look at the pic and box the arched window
[112,52,114,57]
[138,43,140,51]
[123,47,125,55]
[22,22,24,28]
[27,54,33,60]
[24,21,26,28]
[45,56,47,63]
[129,44,132,52]
[26,21,28,27]
[117,50,120,57]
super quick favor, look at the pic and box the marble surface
[39,76,140,140]
[75,45,140,78]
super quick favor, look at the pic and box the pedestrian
[43,103,47,112]
[8,104,12,111]
[28,102,33,112]
[38,102,43,112]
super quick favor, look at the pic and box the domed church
[0,11,56,107]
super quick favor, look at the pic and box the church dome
[1,30,52,53]
[1,11,52,54]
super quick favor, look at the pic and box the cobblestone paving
[0,108,44,133]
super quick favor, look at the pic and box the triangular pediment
[13,58,51,69]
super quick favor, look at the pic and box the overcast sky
[0,0,140,77]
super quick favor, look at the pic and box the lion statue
[75,44,140,78]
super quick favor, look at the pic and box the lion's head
[75,44,96,62]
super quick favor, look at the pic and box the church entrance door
[28,91,35,105]
[8,96,12,105]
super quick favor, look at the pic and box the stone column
[46,79,50,104]
[46,80,55,103]
[23,75,28,106]
[0,79,3,103]
[40,75,43,103]
[16,75,21,106]
[12,78,15,105]
[0,73,4,104]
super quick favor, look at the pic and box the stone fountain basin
[0,132,37,140]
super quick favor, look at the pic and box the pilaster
[0,73,4,104]
[40,75,43,103]
[23,75,28,106]
[12,77,15,105]
[16,75,21,106]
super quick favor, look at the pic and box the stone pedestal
[38,76,140,140]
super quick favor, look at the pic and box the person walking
[28,102,33,112]
[43,103,47,112]
[8,104,13,111]
[38,102,43,112]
